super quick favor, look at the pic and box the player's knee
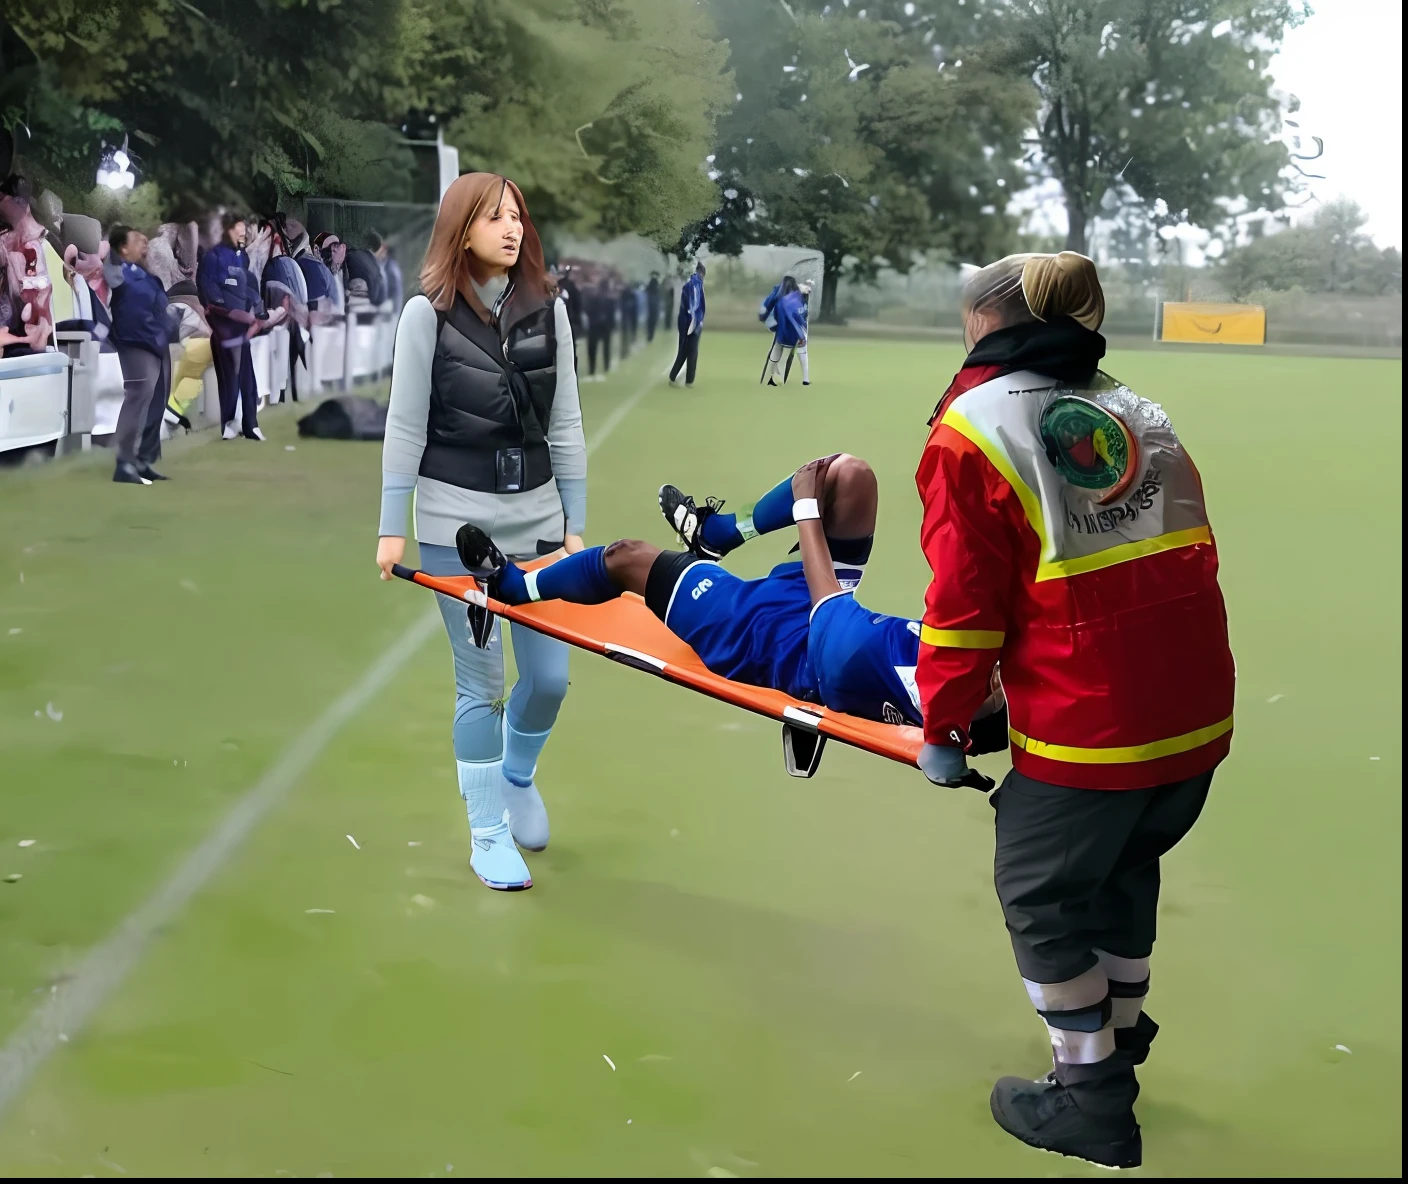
[603,538,651,576]
[604,538,648,562]
[830,454,876,493]
[826,454,878,517]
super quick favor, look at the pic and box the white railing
[1,298,399,457]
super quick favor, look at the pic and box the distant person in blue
[289,221,336,316]
[645,271,662,342]
[197,213,266,441]
[618,280,639,357]
[667,261,706,387]
[759,275,811,386]
[372,231,404,311]
[104,224,175,485]
[453,454,1008,742]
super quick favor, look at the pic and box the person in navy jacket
[197,213,266,440]
[668,261,706,387]
[105,225,176,484]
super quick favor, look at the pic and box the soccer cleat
[469,821,532,890]
[991,1062,1141,1170]
[138,464,170,482]
[222,421,239,440]
[245,426,266,441]
[659,484,727,560]
[455,523,509,593]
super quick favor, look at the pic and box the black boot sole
[990,1092,1142,1170]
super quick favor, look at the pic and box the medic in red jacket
[915,319,1235,792]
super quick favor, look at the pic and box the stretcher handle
[390,564,420,582]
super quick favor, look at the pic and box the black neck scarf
[964,316,1107,385]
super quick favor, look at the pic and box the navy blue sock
[523,546,620,605]
[495,562,530,604]
[699,511,744,555]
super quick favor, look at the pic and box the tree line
[7,0,1389,316]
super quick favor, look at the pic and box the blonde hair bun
[1021,251,1105,331]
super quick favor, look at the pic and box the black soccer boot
[991,1056,1142,1170]
[658,484,729,560]
[454,523,510,598]
[137,463,170,482]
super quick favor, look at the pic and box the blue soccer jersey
[663,561,922,724]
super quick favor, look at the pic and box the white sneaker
[247,427,266,441]
[502,776,550,852]
[469,821,533,890]
[221,421,238,440]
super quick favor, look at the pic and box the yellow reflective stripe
[940,408,1052,562]
[938,408,1213,583]
[1009,714,1234,765]
[1034,526,1212,581]
[920,624,1005,649]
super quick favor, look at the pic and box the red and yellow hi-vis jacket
[915,364,1235,790]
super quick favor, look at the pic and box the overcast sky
[1271,0,1402,247]
[1014,2,1403,252]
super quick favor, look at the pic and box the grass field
[0,331,1401,1178]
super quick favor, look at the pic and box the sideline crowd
[1,171,403,482]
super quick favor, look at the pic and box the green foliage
[990,1,1310,252]
[79,181,167,232]
[3,1,418,214]
[425,0,731,248]
[692,0,1033,320]
[1218,199,1403,298]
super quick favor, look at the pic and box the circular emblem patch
[1040,395,1139,505]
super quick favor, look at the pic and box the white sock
[798,343,809,382]
[457,758,507,833]
[766,341,784,380]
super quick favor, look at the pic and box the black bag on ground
[297,396,387,440]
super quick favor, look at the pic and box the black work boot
[1045,1012,1159,1081]
[1116,1012,1159,1065]
[991,1056,1142,1169]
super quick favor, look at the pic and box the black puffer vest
[420,291,557,492]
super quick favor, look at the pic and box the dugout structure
[1156,301,1267,346]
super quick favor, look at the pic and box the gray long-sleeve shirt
[379,284,586,557]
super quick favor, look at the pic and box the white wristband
[793,498,821,522]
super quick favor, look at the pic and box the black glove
[967,705,1009,756]
[917,743,995,792]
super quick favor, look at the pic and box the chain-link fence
[285,198,437,313]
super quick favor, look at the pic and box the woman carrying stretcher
[455,455,1004,768]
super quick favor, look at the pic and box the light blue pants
[420,542,570,762]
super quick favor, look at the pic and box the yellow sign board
[1159,301,1266,345]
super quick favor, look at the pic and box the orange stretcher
[391,563,924,777]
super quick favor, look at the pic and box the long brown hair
[419,173,553,324]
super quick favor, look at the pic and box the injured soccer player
[455,454,1006,769]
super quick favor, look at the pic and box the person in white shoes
[375,173,585,891]
[197,213,266,441]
